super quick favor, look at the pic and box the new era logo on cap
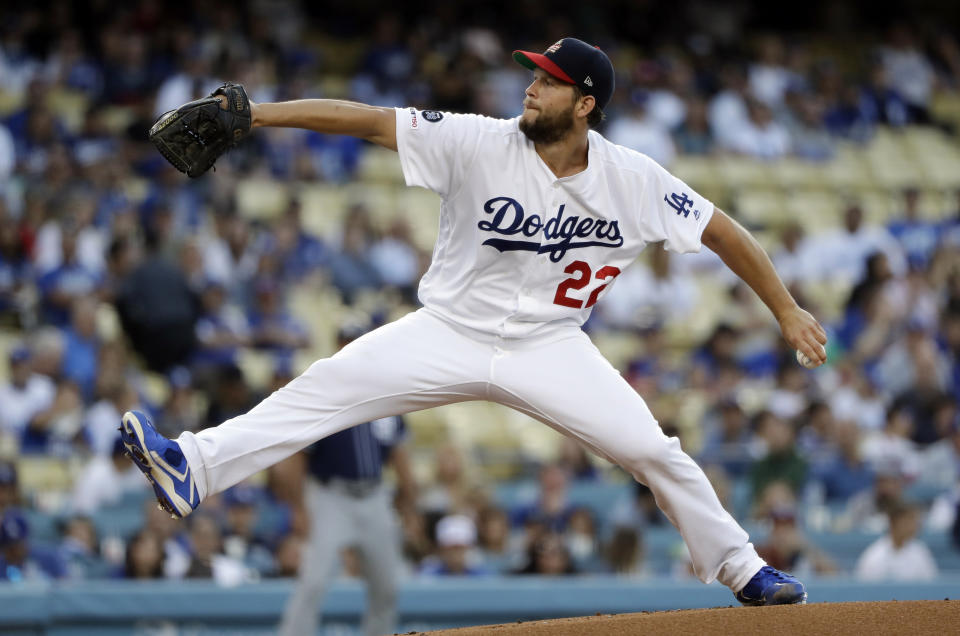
[513,37,615,112]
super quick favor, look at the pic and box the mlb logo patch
[546,40,563,54]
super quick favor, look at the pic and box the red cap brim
[513,50,576,84]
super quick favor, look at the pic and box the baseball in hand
[796,346,825,369]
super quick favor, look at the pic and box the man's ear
[578,94,596,120]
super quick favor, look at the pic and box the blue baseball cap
[513,38,615,112]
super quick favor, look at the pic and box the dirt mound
[416,600,960,635]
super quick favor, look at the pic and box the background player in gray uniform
[277,319,415,636]
[122,37,826,607]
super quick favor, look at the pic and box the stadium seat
[823,147,874,190]
[236,180,289,221]
[771,159,827,190]
[783,190,844,233]
[731,189,786,229]
[715,156,773,191]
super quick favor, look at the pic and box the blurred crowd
[1,0,960,588]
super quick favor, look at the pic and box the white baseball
[796,346,825,369]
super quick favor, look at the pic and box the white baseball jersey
[394,107,715,338]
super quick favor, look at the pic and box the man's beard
[519,103,576,144]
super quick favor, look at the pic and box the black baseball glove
[148,82,252,178]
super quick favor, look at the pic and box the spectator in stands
[814,204,907,287]
[786,93,835,161]
[749,411,807,502]
[771,222,814,286]
[752,480,798,522]
[203,364,261,430]
[246,278,310,357]
[114,232,200,372]
[123,530,165,580]
[476,505,516,574]
[59,515,107,579]
[709,64,751,150]
[141,500,190,579]
[860,62,910,128]
[399,506,433,571]
[823,82,874,141]
[609,481,669,531]
[82,375,142,457]
[34,195,105,276]
[353,14,414,107]
[767,361,810,421]
[419,442,473,518]
[854,500,938,581]
[829,364,888,432]
[369,217,423,304]
[515,532,576,576]
[749,35,800,107]
[889,188,941,270]
[0,202,29,320]
[0,463,19,515]
[419,514,487,576]
[271,199,328,282]
[755,505,836,578]
[605,92,676,167]
[193,280,251,370]
[70,437,147,515]
[556,437,599,481]
[699,399,755,479]
[270,534,303,579]
[184,512,249,585]
[835,459,908,533]
[672,97,714,155]
[60,297,100,401]
[811,419,875,505]
[154,54,214,119]
[21,379,83,455]
[220,485,275,577]
[920,414,960,490]
[566,507,599,571]
[0,509,66,581]
[0,123,14,183]
[861,404,921,480]
[795,401,836,466]
[605,526,649,577]
[0,345,56,442]
[884,332,953,445]
[512,464,575,534]
[36,222,102,327]
[328,204,382,304]
[727,98,791,159]
[879,26,936,123]
[156,366,204,437]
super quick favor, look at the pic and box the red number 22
[553,260,621,309]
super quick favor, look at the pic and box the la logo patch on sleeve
[422,110,444,122]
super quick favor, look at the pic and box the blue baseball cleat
[735,566,808,606]
[119,410,199,519]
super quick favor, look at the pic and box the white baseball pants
[177,308,764,591]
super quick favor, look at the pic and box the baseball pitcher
[124,37,827,607]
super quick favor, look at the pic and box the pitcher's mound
[416,600,960,635]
